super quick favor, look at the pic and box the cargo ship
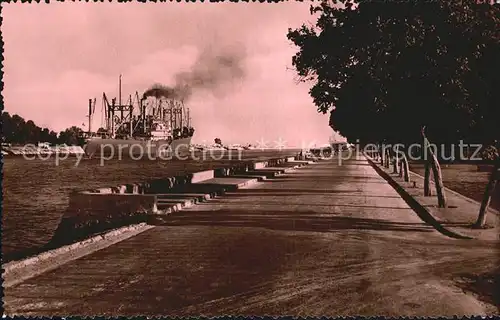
[83,76,195,159]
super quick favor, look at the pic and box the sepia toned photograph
[1,0,499,317]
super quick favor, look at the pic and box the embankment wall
[49,155,300,247]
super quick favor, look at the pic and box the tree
[287,0,500,223]
[24,120,39,143]
[287,0,500,147]
[58,126,85,146]
[10,114,27,144]
[1,112,85,146]
[1,112,41,144]
[1,112,14,142]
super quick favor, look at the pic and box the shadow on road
[201,199,411,210]
[264,179,388,184]
[265,175,384,180]
[455,268,500,309]
[223,190,403,199]
[227,189,361,194]
[151,209,433,233]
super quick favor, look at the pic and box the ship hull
[84,137,192,159]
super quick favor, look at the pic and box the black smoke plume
[143,46,246,101]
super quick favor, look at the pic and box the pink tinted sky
[2,2,334,147]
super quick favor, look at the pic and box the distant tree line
[1,112,85,146]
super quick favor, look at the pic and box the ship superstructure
[84,76,195,158]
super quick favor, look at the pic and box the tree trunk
[393,147,399,174]
[424,161,432,196]
[421,126,446,207]
[399,158,404,177]
[385,149,391,168]
[402,154,410,182]
[430,152,447,208]
[474,162,500,228]
[380,144,384,166]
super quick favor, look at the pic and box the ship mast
[100,75,135,139]
[179,104,184,128]
[119,74,122,107]
[88,98,92,135]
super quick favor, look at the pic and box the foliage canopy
[287,0,500,145]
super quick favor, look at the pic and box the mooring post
[402,154,410,182]
[393,146,399,174]
[474,162,500,228]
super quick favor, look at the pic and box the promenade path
[4,155,499,316]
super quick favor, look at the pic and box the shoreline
[1,152,302,263]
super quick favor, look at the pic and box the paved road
[4,155,499,316]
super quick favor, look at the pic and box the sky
[2,2,334,147]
